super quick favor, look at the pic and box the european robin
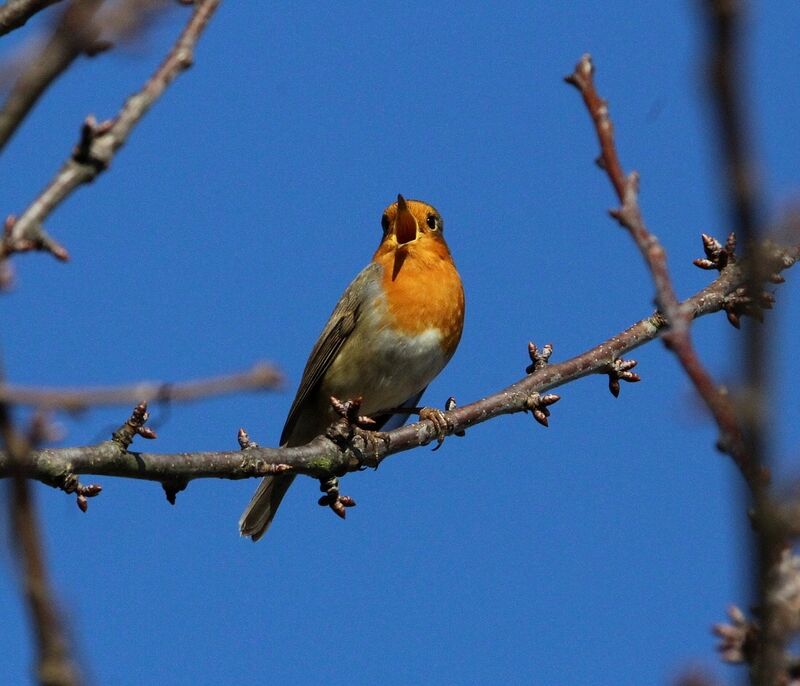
[239,195,465,540]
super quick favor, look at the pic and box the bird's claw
[351,426,390,467]
[419,406,451,450]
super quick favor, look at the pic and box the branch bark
[2,243,796,489]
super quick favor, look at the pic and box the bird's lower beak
[395,194,418,245]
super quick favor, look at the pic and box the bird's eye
[426,214,438,230]
[381,213,390,232]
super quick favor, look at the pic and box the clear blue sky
[2,2,799,684]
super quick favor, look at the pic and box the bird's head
[372,195,453,280]
[378,194,445,250]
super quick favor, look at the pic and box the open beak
[394,194,418,245]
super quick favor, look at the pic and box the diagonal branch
[0,0,103,152]
[2,243,796,489]
[0,0,64,36]
[1,0,221,267]
[565,53,765,491]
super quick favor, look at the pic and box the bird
[239,194,465,541]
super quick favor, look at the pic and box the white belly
[321,300,448,415]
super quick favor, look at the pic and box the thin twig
[1,244,796,487]
[2,0,221,267]
[565,52,764,491]
[0,362,283,410]
[0,0,64,36]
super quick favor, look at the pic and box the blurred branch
[0,0,103,152]
[0,0,64,36]
[1,243,796,488]
[0,0,220,271]
[704,0,761,244]
[701,3,786,685]
[0,362,283,410]
[9,478,82,686]
[1,404,81,685]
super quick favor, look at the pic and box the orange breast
[372,234,465,357]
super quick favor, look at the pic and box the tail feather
[239,474,296,541]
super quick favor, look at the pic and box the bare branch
[702,3,785,684]
[1,404,81,685]
[0,0,103,152]
[9,478,82,685]
[0,0,64,36]
[566,53,767,491]
[566,55,681,320]
[0,362,283,410]
[703,0,761,245]
[1,0,221,269]
[2,244,796,489]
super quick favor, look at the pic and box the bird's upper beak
[394,194,418,245]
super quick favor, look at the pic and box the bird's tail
[239,474,296,541]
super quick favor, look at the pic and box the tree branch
[0,362,283,410]
[0,0,64,36]
[565,53,768,491]
[1,402,81,685]
[2,243,796,489]
[1,0,220,269]
[0,0,103,153]
[701,3,787,684]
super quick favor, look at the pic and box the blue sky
[2,2,799,684]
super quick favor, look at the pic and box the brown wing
[280,262,382,445]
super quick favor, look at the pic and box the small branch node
[606,358,641,398]
[73,115,114,169]
[317,476,355,519]
[524,393,560,427]
[58,473,102,512]
[237,427,259,450]
[162,478,188,505]
[445,397,465,436]
[112,401,157,449]
[526,341,554,374]
[713,604,757,665]
[563,52,594,90]
[693,232,737,271]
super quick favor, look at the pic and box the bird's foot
[326,396,389,468]
[318,476,356,519]
[419,406,452,451]
[351,426,390,467]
